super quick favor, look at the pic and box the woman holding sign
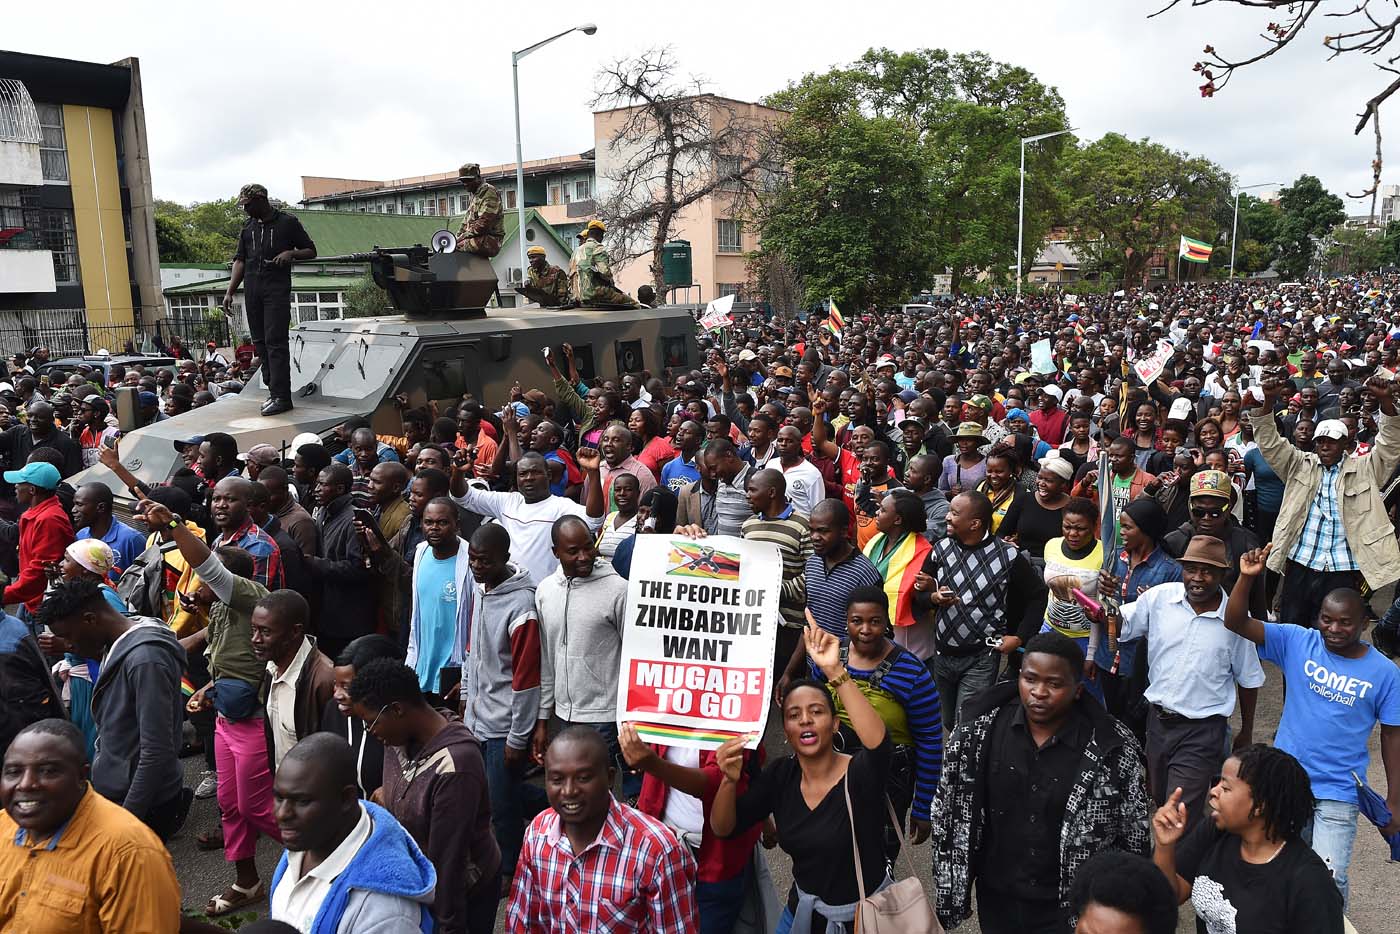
[711,613,894,934]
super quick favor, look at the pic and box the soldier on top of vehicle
[455,162,505,259]
[518,246,569,307]
[572,220,636,307]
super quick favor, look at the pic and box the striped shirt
[809,645,944,816]
[1288,463,1359,572]
[715,463,754,538]
[801,549,884,639]
[742,506,813,627]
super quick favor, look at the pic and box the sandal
[196,828,225,851]
[206,880,263,916]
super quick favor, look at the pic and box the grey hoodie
[920,487,950,541]
[536,559,628,723]
[460,565,541,749]
[90,619,186,819]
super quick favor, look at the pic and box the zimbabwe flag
[1179,235,1213,264]
[823,299,844,339]
[666,542,742,580]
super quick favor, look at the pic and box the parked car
[36,354,178,388]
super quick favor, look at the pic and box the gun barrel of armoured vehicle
[312,246,499,318]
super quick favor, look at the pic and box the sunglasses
[1190,506,1225,519]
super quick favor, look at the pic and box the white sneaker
[195,771,218,799]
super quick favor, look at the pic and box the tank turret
[316,239,498,318]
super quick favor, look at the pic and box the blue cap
[173,435,206,451]
[1004,407,1030,423]
[509,401,529,418]
[4,462,61,490]
[138,391,159,406]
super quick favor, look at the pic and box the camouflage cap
[1189,469,1232,501]
[238,183,268,201]
[526,245,546,257]
[459,162,481,178]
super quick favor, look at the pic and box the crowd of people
[1,274,1400,933]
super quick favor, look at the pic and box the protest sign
[1131,339,1174,385]
[1031,338,1056,374]
[617,534,781,750]
[699,293,736,332]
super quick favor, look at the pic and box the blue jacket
[271,800,436,934]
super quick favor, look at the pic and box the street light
[1016,128,1075,300]
[1229,181,1281,279]
[512,24,598,287]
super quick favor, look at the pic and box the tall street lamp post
[1230,182,1281,279]
[1016,128,1075,301]
[512,24,597,284]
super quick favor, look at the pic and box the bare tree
[1153,0,1400,220]
[592,48,779,295]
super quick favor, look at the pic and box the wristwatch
[167,513,182,530]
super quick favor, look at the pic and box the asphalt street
[169,659,1393,932]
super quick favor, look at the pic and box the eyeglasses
[366,703,391,735]
[1190,506,1225,519]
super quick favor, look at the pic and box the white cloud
[5,0,1389,213]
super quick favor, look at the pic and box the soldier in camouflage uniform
[566,229,586,302]
[517,245,569,306]
[454,162,505,258]
[571,220,636,307]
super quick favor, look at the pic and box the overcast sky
[7,0,1389,215]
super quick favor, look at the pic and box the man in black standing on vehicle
[220,184,316,418]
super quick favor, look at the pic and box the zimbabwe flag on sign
[1179,235,1213,264]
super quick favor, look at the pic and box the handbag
[843,779,943,934]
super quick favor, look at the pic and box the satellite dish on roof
[431,230,457,254]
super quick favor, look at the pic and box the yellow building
[0,51,160,355]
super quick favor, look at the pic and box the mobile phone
[1071,587,1104,620]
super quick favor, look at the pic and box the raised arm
[805,609,886,750]
[810,396,838,459]
[1224,545,1269,646]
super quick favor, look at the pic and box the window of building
[1150,266,1167,279]
[717,219,741,253]
[36,208,79,284]
[718,283,743,298]
[385,203,395,214]
[548,184,561,205]
[574,178,591,201]
[35,103,68,183]
[438,198,448,216]
[505,190,517,210]
[293,290,345,323]
[716,154,742,191]
[425,200,436,216]
[403,202,414,215]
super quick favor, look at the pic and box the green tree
[343,275,392,318]
[756,72,933,309]
[1322,226,1386,276]
[837,49,1070,292]
[1275,174,1345,279]
[1061,133,1231,284]
[1382,221,1400,267]
[153,197,242,263]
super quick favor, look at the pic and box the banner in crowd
[699,293,736,332]
[1131,339,1174,385]
[616,535,782,750]
[1030,338,1055,374]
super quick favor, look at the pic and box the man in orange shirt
[0,719,181,933]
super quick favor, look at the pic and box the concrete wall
[0,139,42,187]
[112,57,162,330]
[0,250,57,293]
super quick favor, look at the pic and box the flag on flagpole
[1179,235,1213,264]
[823,299,845,339]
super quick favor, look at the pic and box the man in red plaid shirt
[506,726,698,933]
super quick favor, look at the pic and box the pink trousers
[214,714,281,861]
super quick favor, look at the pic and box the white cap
[290,431,322,451]
[1313,419,1349,441]
[1168,398,1194,422]
[1042,384,1063,401]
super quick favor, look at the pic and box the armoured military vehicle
[72,241,699,515]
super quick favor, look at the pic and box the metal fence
[0,310,232,359]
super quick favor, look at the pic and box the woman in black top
[1153,744,1343,934]
[711,614,892,933]
[1001,455,1074,561]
